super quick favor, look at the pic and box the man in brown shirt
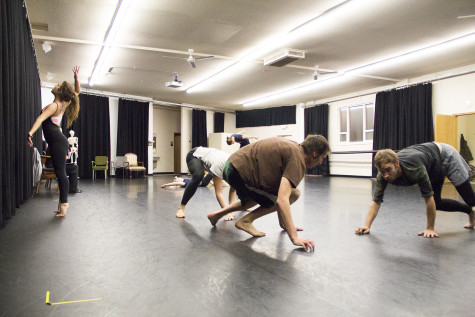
[208,135,330,252]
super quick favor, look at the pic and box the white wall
[224,112,236,133]
[41,87,54,108]
[206,111,214,137]
[209,133,240,154]
[432,73,475,116]
[433,72,475,165]
[180,107,192,174]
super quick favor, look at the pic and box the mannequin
[68,130,78,164]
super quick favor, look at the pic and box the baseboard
[329,174,372,179]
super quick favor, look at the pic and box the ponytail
[59,81,80,128]
[65,94,79,128]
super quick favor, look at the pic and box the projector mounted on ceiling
[264,48,305,67]
[166,72,183,88]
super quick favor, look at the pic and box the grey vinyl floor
[1,175,474,317]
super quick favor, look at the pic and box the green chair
[92,156,109,180]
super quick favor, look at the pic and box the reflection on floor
[0,175,473,316]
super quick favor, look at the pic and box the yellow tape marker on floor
[45,291,102,306]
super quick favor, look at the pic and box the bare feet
[161,184,166,188]
[207,213,220,226]
[56,203,69,217]
[53,203,60,214]
[176,205,185,218]
[464,208,475,229]
[279,223,303,232]
[223,212,235,221]
[235,218,266,237]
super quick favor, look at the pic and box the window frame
[338,102,374,144]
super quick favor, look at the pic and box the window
[339,103,374,143]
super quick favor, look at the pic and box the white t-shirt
[193,147,230,179]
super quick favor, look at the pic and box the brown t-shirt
[229,137,306,195]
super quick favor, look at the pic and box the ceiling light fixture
[42,42,52,54]
[243,74,343,107]
[185,0,353,94]
[88,0,132,87]
[313,66,319,80]
[345,32,475,76]
[242,32,475,107]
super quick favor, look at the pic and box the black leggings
[43,120,69,203]
[432,179,475,214]
[180,149,209,205]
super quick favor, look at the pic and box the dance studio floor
[0,175,474,316]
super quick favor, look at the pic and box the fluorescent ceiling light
[186,61,241,94]
[186,0,354,94]
[243,74,343,107]
[244,32,475,107]
[345,32,475,75]
[88,0,132,86]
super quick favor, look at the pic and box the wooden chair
[92,156,109,180]
[35,155,57,195]
[124,153,146,177]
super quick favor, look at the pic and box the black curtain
[117,99,149,169]
[214,112,224,133]
[192,109,207,147]
[1,0,42,226]
[62,94,110,179]
[236,105,296,128]
[304,104,330,176]
[372,83,433,176]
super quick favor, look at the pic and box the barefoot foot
[223,212,235,221]
[176,205,185,218]
[235,218,266,237]
[464,208,475,229]
[207,213,220,227]
[56,203,69,217]
[279,223,303,232]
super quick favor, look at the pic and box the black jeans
[432,179,475,213]
[180,148,208,205]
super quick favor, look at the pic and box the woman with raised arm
[27,66,81,217]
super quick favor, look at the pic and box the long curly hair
[57,81,80,128]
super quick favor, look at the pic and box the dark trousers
[180,149,208,205]
[432,179,475,213]
[43,123,69,203]
[66,164,79,193]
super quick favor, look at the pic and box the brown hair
[226,136,233,145]
[374,149,398,168]
[58,81,80,128]
[300,134,331,156]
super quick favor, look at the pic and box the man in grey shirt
[356,142,475,238]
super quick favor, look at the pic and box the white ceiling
[26,0,475,111]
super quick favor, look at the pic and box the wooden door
[174,133,181,174]
[435,114,458,150]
